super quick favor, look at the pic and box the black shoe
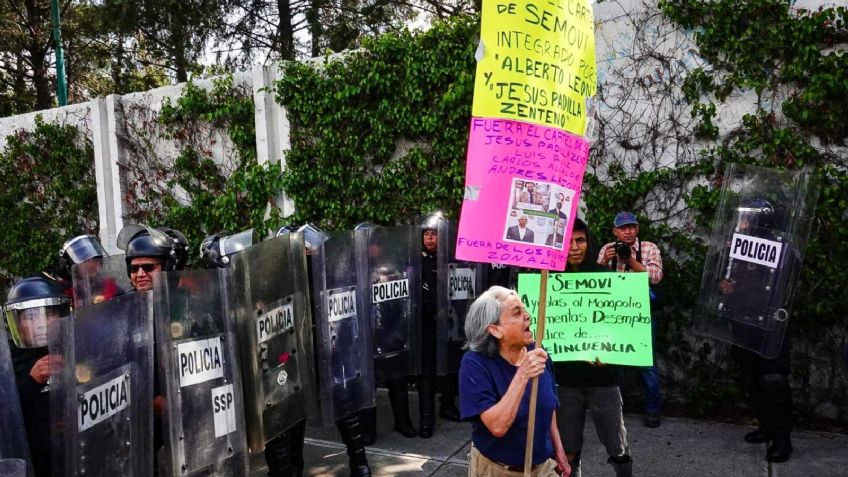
[744,427,770,444]
[643,411,661,428]
[418,424,434,439]
[350,462,373,477]
[439,403,461,422]
[766,437,793,463]
[394,420,417,438]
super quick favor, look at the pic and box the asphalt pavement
[250,389,848,476]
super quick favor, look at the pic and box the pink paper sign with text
[456,117,589,271]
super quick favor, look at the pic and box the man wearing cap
[598,211,664,428]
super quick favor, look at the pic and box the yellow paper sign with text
[473,0,597,135]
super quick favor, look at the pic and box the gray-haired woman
[459,286,569,477]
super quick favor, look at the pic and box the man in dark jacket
[555,218,632,477]
[5,274,72,477]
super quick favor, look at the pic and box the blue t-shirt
[459,348,558,466]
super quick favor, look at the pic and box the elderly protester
[459,286,569,477]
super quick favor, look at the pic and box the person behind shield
[718,199,794,463]
[555,218,631,477]
[419,222,461,440]
[117,224,189,472]
[59,234,123,306]
[459,286,569,477]
[5,273,71,477]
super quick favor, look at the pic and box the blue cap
[613,211,638,228]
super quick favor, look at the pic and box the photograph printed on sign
[504,178,573,250]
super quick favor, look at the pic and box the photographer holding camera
[598,211,664,428]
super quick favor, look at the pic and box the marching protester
[459,286,569,477]
[556,218,631,477]
[5,273,71,477]
[598,211,664,428]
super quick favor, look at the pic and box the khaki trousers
[468,446,559,477]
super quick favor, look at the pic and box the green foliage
[0,118,97,290]
[660,0,848,424]
[273,15,479,229]
[124,76,285,259]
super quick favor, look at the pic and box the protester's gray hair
[464,286,517,358]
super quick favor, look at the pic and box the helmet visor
[5,301,68,348]
[62,235,107,264]
[219,229,254,257]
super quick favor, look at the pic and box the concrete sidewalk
[285,390,848,476]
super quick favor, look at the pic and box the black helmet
[736,198,775,232]
[199,229,253,269]
[59,234,107,277]
[116,224,188,275]
[4,274,70,348]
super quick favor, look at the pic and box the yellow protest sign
[473,0,597,136]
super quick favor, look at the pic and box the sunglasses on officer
[130,263,162,274]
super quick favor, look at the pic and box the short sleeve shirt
[459,348,559,466]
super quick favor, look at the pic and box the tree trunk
[307,0,322,58]
[276,0,295,60]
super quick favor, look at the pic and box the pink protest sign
[456,117,589,271]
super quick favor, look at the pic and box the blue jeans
[641,317,662,413]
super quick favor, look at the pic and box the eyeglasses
[130,263,161,274]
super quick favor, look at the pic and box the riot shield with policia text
[0,323,33,474]
[229,232,316,452]
[692,164,819,358]
[354,223,422,383]
[435,218,486,375]
[49,291,154,476]
[304,225,376,426]
[153,268,249,476]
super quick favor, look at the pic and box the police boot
[358,406,377,446]
[744,427,770,444]
[290,419,307,476]
[766,435,793,463]
[265,429,296,477]
[388,381,417,438]
[439,396,461,422]
[608,454,632,477]
[336,415,373,477]
[417,376,436,438]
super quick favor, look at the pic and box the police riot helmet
[116,224,188,275]
[59,235,107,276]
[4,274,71,348]
[736,198,775,232]
[199,229,254,269]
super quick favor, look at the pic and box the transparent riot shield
[153,269,248,476]
[70,253,130,308]
[229,233,316,452]
[693,164,819,358]
[308,227,375,426]
[50,292,154,476]
[437,220,487,375]
[0,325,32,474]
[355,223,421,384]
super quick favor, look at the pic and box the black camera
[614,241,631,260]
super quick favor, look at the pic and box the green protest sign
[518,272,653,366]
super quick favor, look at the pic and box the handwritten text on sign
[517,272,653,366]
[473,0,596,135]
[456,118,589,271]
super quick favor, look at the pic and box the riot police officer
[4,273,71,477]
[719,199,794,462]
